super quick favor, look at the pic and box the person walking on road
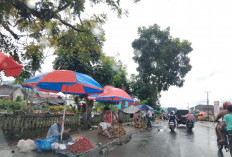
[145,109,152,130]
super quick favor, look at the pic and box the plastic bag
[34,139,52,151]
[51,142,59,150]
[46,136,59,143]
[58,144,66,150]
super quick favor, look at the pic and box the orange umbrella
[198,112,208,115]
[0,52,23,77]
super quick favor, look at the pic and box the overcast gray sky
[4,0,232,109]
[86,0,232,109]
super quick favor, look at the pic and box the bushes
[49,105,77,113]
[93,102,117,113]
[0,98,26,113]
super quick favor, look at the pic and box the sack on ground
[17,139,37,152]
[51,142,67,150]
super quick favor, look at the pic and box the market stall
[92,86,134,139]
[17,136,98,156]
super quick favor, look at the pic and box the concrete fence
[0,113,80,139]
[0,111,133,139]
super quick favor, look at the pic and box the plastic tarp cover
[122,105,140,114]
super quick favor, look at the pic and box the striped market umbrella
[22,70,103,94]
[22,70,103,140]
[95,86,134,102]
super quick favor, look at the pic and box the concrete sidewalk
[70,123,140,146]
[0,121,159,157]
[67,123,144,156]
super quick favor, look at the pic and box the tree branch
[55,3,71,14]
[57,16,84,32]
[11,0,84,33]
[1,23,19,40]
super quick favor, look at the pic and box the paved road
[106,121,231,157]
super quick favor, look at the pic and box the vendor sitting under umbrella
[99,107,117,139]
[46,117,70,140]
[133,110,142,123]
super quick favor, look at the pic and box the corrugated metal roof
[0,85,20,96]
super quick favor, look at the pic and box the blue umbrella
[139,104,154,111]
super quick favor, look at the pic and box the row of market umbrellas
[0,51,135,139]
[21,70,134,140]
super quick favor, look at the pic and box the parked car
[175,109,189,125]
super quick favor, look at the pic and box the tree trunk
[85,96,94,129]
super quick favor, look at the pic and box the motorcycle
[216,123,232,155]
[169,120,176,131]
[186,119,194,131]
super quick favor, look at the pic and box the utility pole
[206,91,210,121]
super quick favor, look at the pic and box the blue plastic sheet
[34,139,52,151]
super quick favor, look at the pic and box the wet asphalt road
[106,121,231,157]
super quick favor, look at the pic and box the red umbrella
[0,52,23,77]
[96,86,134,102]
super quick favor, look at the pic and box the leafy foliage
[131,24,193,108]
[0,99,26,112]
[93,102,117,113]
[0,0,140,82]
[92,56,130,91]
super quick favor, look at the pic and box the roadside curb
[198,121,216,129]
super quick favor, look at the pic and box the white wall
[12,88,24,101]
[66,98,77,108]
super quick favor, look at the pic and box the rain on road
[106,121,230,157]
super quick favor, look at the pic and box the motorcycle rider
[218,105,232,143]
[186,111,194,127]
[215,101,232,143]
[169,111,177,126]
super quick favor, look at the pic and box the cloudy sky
[4,0,232,109]
[86,0,232,109]
[39,0,232,109]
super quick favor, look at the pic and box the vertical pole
[206,91,209,121]
[0,71,2,82]
[29,88,34,113]
[61,86,68,141]
[118,100,121,144]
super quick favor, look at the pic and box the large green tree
[54,51,130,92]
[53,19,104,74]
[131,24,193,108]
[0,0,140,82]
[93,56,130,92]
